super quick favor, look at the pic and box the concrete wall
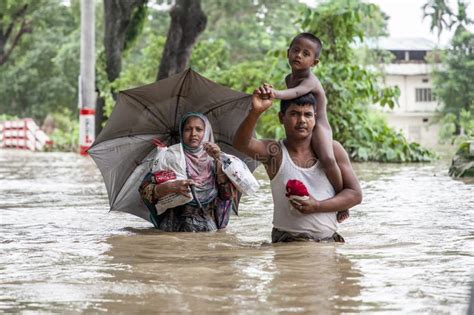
[385,74,439,113]
[384,113,441,148]
[378,73,442,148]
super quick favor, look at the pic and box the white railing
[0,119,52,151]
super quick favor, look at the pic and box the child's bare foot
[337,210,349,223]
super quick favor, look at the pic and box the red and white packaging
[152,143,192,214]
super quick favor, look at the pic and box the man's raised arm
[233,92,274,163]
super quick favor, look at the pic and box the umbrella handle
[189,184,203,210]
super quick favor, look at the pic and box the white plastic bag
[151,144,192,214]
[220,153,259,195]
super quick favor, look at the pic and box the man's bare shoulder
[260,139,281,157]
[332,141,350,161]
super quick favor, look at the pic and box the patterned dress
[139,171,238,232]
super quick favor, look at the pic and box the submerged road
[1,149,473,313]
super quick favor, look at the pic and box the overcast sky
[368,0,474,45]
[302,0,474,46]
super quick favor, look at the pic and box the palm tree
[422,0,453,42]
[423,0,473,42]
[449,0,474,32]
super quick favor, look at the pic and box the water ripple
[0,150,473,313]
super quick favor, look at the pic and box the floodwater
[1,149,473,314]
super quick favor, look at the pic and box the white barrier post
[79,108,95,155]
[0,123,3,148]
[79,0,95,156]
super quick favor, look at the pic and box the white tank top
[271,141,337,239]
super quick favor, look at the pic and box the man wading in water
[233,92,362,242]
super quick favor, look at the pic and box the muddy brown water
[1,150,473,313]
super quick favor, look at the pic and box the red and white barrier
[79,108,95,155]
[0,118,52,152]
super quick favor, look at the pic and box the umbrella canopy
[89,69,258,222]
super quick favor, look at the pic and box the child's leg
[311,119,349,223]
[336,210,349,223]
[311,120,343,192]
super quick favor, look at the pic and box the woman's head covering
[179,112,218,206]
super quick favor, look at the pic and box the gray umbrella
[88,69,258,222]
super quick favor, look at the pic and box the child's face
[287,38,319,71]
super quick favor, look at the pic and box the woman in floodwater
[139,112,237,232]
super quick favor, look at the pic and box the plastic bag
[151,144,192,214]
[220,153,259,195]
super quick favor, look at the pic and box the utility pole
[79,0,95,155]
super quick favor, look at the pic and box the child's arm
[274,76,317,100]
[258,76,327,116]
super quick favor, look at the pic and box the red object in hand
[286,179,309,197]
[152,138,167,148]
[153,170,177,185]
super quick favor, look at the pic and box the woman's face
[182,117,205,148]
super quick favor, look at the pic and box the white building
[372,38,442,148]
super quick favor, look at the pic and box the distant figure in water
[234,92,362,243]
[139,112,238,232]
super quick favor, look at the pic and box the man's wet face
[281,104,316,139]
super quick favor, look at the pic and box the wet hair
[280,93,317,114]
[289,32,323,58]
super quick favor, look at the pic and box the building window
[422,78,429,83]
[409,50,427,61]
[391,51,406,61]
[415,88,435,102]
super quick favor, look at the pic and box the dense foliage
[0,0,80,119]
[298,0,434,161]
[422,0,473,144]
[432,26,474,143]
[0,0,439,161]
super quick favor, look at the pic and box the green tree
[432,26,474,140]
[303,0,434,162]
[0,0,79,119]
[97,0,148,133]
[251,0,433,162]
[111,0,301,97]
[157,0,207,80]
[450,0,474,29]
[103,0,148,83]
[423,0,453,41]
[0,1,34,65]
[423,0,473,41]
[201,0,305,63]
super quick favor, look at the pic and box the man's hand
[252,89,273,114]
[290,195,320,214]
[203,142,221,161]
[256,83,276,100]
